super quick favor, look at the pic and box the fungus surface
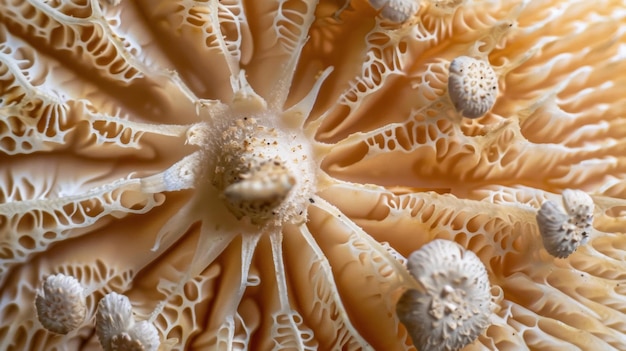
[2,0,626,350]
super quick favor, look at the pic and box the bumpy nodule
[35,273,86,335]
[448,56,498,118]
[536,189,594,258]
[396,239,492,351]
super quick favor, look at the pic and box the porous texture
[2,1,626,351]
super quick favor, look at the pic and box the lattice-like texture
[2,0,626,350]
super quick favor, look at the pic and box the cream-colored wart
[536,189,594,258]
[35,273,87,335]
[396,239,492,351]
[368,0,419,23]
[96,292,160,351]
[447,56,498,118]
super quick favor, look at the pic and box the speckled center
[212,117,315,226]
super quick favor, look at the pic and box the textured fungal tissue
[1,0,626,350]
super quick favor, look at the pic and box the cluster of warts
[396,20,502,351]
[536,189,594,258]
[96,292,160,351]
[29,117,315,349]
[33,116,316,348]
[35,274,159,350]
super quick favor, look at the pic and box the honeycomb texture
[2,0,626,350]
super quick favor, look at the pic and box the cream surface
[1,0,626,350]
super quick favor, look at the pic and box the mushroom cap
[35,273,86,334]
[396,239,492,351]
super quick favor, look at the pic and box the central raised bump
[211,116,315,226]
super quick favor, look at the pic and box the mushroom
[1,1,626,350]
